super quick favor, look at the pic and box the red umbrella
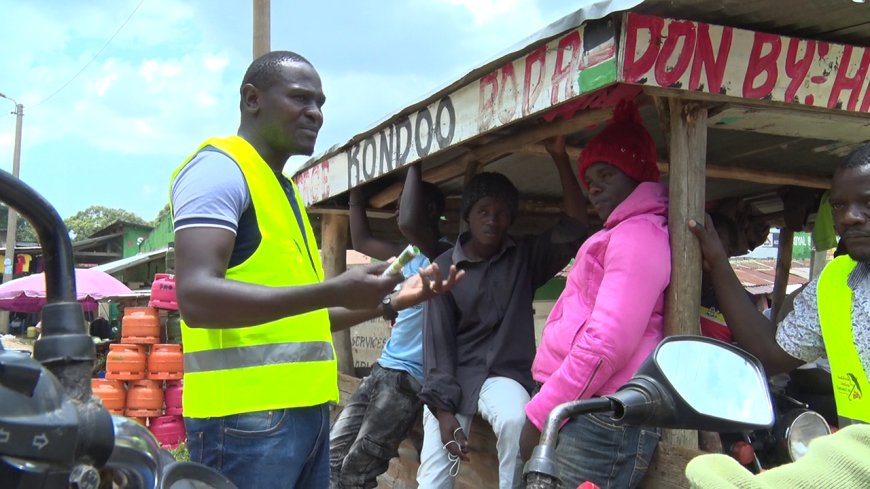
[0,268,132,313]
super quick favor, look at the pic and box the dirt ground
[1,335,35,352]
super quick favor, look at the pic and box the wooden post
[663,98,707,450]
[772,228,794,319]
[322,214,354,375]
[253,0,270,59]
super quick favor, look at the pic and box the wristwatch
[382,294,399,322]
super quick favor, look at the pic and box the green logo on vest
[837,372,864,402]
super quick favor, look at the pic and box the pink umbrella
[0,268,132,313]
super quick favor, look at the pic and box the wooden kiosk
[294,1,870,486]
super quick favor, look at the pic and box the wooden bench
[335,374,702,488]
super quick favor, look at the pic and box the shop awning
[93,248,169,274]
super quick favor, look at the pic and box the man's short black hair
[241,50,312,91]
[461,172,519,223]
[421,181,446,217]
[841,142,870,170]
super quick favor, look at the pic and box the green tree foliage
[64,206,148,240]
[0,204,38,243]
[151,202,171,226]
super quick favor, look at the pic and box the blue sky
[0,0,580,223]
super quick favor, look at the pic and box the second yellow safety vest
[818,255,869,425]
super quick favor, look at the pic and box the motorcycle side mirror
[525,336,776,489]
[608,336,775,432]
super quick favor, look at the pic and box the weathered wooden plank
[367,108,614,208]
[663,98,707,450]
[322,214,354,375]
[622,13,870,116]
[296,21,619,206]
[772,228,795,318]
[520,145,833,189]
[639,442,707,489]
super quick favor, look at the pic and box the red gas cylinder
[149,273,178,311]
[91,378,127,414]
[164,380,183,416]
[122,307,160,344]
[105,344,147,380]
[149,415,186,448]
[126,379,165,418]
[148,344,183,380]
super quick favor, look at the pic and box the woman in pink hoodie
[520,100,671,489]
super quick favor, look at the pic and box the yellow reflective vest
[170,136,337,418]
[818,255,869,425]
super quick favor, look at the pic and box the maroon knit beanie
[577,99,658,188]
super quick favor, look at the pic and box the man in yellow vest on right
[689,143,870,427]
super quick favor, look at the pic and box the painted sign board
[620,13,870,114]
[295,20,618,206]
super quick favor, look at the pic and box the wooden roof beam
[519,145,832,189]
[366,107,615,208]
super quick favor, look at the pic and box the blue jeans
[185,404,330,489]
[554,413,661,489]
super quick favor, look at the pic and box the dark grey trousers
[329,363,422,489]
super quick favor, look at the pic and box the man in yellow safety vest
[170,51,461,489]
[689,143,870,427]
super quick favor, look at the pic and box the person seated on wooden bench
[418,155,588,489]
[330,163,452,489]
[520,100,670,489]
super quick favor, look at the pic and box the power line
[32,0,146,108]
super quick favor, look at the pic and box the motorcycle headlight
[784,410,831,461]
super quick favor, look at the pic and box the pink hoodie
[526,182,671,430]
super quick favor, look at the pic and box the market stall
[294,1,870,486]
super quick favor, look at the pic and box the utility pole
[253,0,270,59]
[1,95,23,284]
[0,94,23,333]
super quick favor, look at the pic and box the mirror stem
[540,397,615,449]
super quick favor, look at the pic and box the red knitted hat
[577,99,658,188]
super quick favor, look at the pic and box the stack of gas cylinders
[92,273,185,448]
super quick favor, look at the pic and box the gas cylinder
[165,313,183,344]
[105,344,146,381]
[147,344,183,380]
[121,307,160,344]
[164,380,183,416]
[149,415,186,448]
[126,379,164,418]
[149,273,178,310]
[91,378,127,414]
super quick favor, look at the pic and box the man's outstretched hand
[394,262,464,310]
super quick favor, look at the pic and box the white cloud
[437,0,544,26]
[141,183,157,196]
[93,71,120,97]
[0,0,241,159]
[204,54,230,73]
[0,0,581,219]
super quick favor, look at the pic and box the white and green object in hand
[381,245,419,277]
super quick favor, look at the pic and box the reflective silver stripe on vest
[184,341,334,373]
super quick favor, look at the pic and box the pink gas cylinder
[149,273,178,310]
[164,380,183,416]
[149,415,186,448]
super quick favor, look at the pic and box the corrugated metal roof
[297,0,870,176]
[294,0,870,243]
[93,248,168,275]
[634,0,870,46]
[732,258,811,289]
